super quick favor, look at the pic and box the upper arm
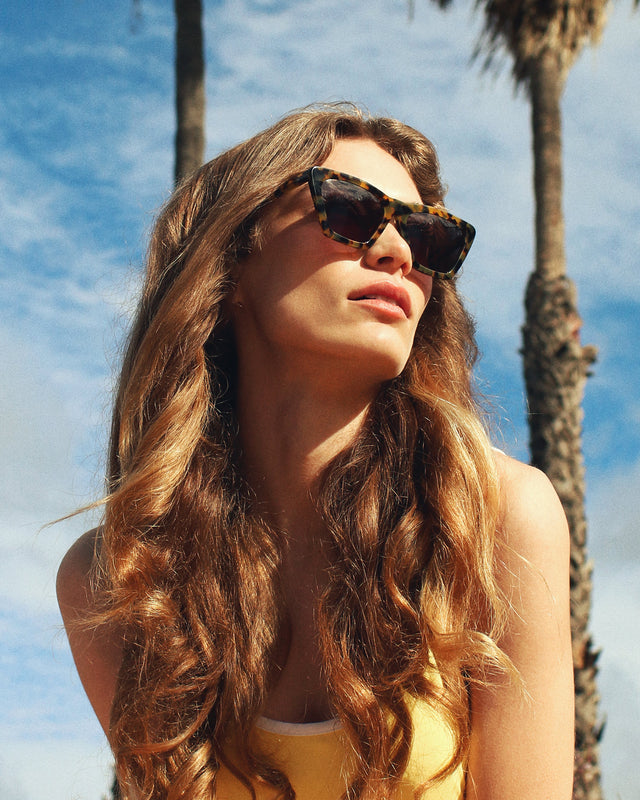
[57,528,123,738]
[466,454,574,800]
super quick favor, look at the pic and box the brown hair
[96,103,508,800]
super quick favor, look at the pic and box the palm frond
[474,0,609,87]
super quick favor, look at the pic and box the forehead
[319,138,422,205]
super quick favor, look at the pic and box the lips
[348,280,412,317]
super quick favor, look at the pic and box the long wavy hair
[95,104,510,800]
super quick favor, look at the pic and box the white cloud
[585,459,640,800]
[588,459,640,566]
[1,602,111,800]
[0,320,104,614]
[595,665,640,800]
[0,737,112,800]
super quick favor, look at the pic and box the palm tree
[476,3,605,797]
[174,0,205,184]
[425,1,605,797]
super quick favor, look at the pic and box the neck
[235,360,376,536]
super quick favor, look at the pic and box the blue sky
[1,1,639,798]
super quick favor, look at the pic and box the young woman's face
[232,138,434,389]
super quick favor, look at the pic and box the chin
[361,335,413,377]
[347,344,412,385]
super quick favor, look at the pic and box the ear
[219,277,245,330]
[228,276,246,310]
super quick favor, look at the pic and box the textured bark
[174,0,205,185]
[524,48,602,800]
[530,50,565,281]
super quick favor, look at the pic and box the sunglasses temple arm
[273,169,313,198]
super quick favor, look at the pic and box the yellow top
[215,695,465,799]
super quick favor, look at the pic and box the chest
[263,538,332,722]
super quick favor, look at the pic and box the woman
[58,104,574,800]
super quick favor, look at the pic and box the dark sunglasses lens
[321,179,384,243]
[402,213,466,274]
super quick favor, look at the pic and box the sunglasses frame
[274,166,475,279]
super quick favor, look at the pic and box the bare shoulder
[490,449,571,656]
[57,528,122,737]
[492,449,570,566]
[56,527,100,614]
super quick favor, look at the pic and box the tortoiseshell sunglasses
[274,167,475,279]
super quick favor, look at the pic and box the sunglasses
[274,166,475,279]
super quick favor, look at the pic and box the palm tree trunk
[522,47,601,800]
[174,0,205,185]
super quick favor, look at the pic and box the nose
[362,221,412,277]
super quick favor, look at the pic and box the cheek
[412,274,434,317]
